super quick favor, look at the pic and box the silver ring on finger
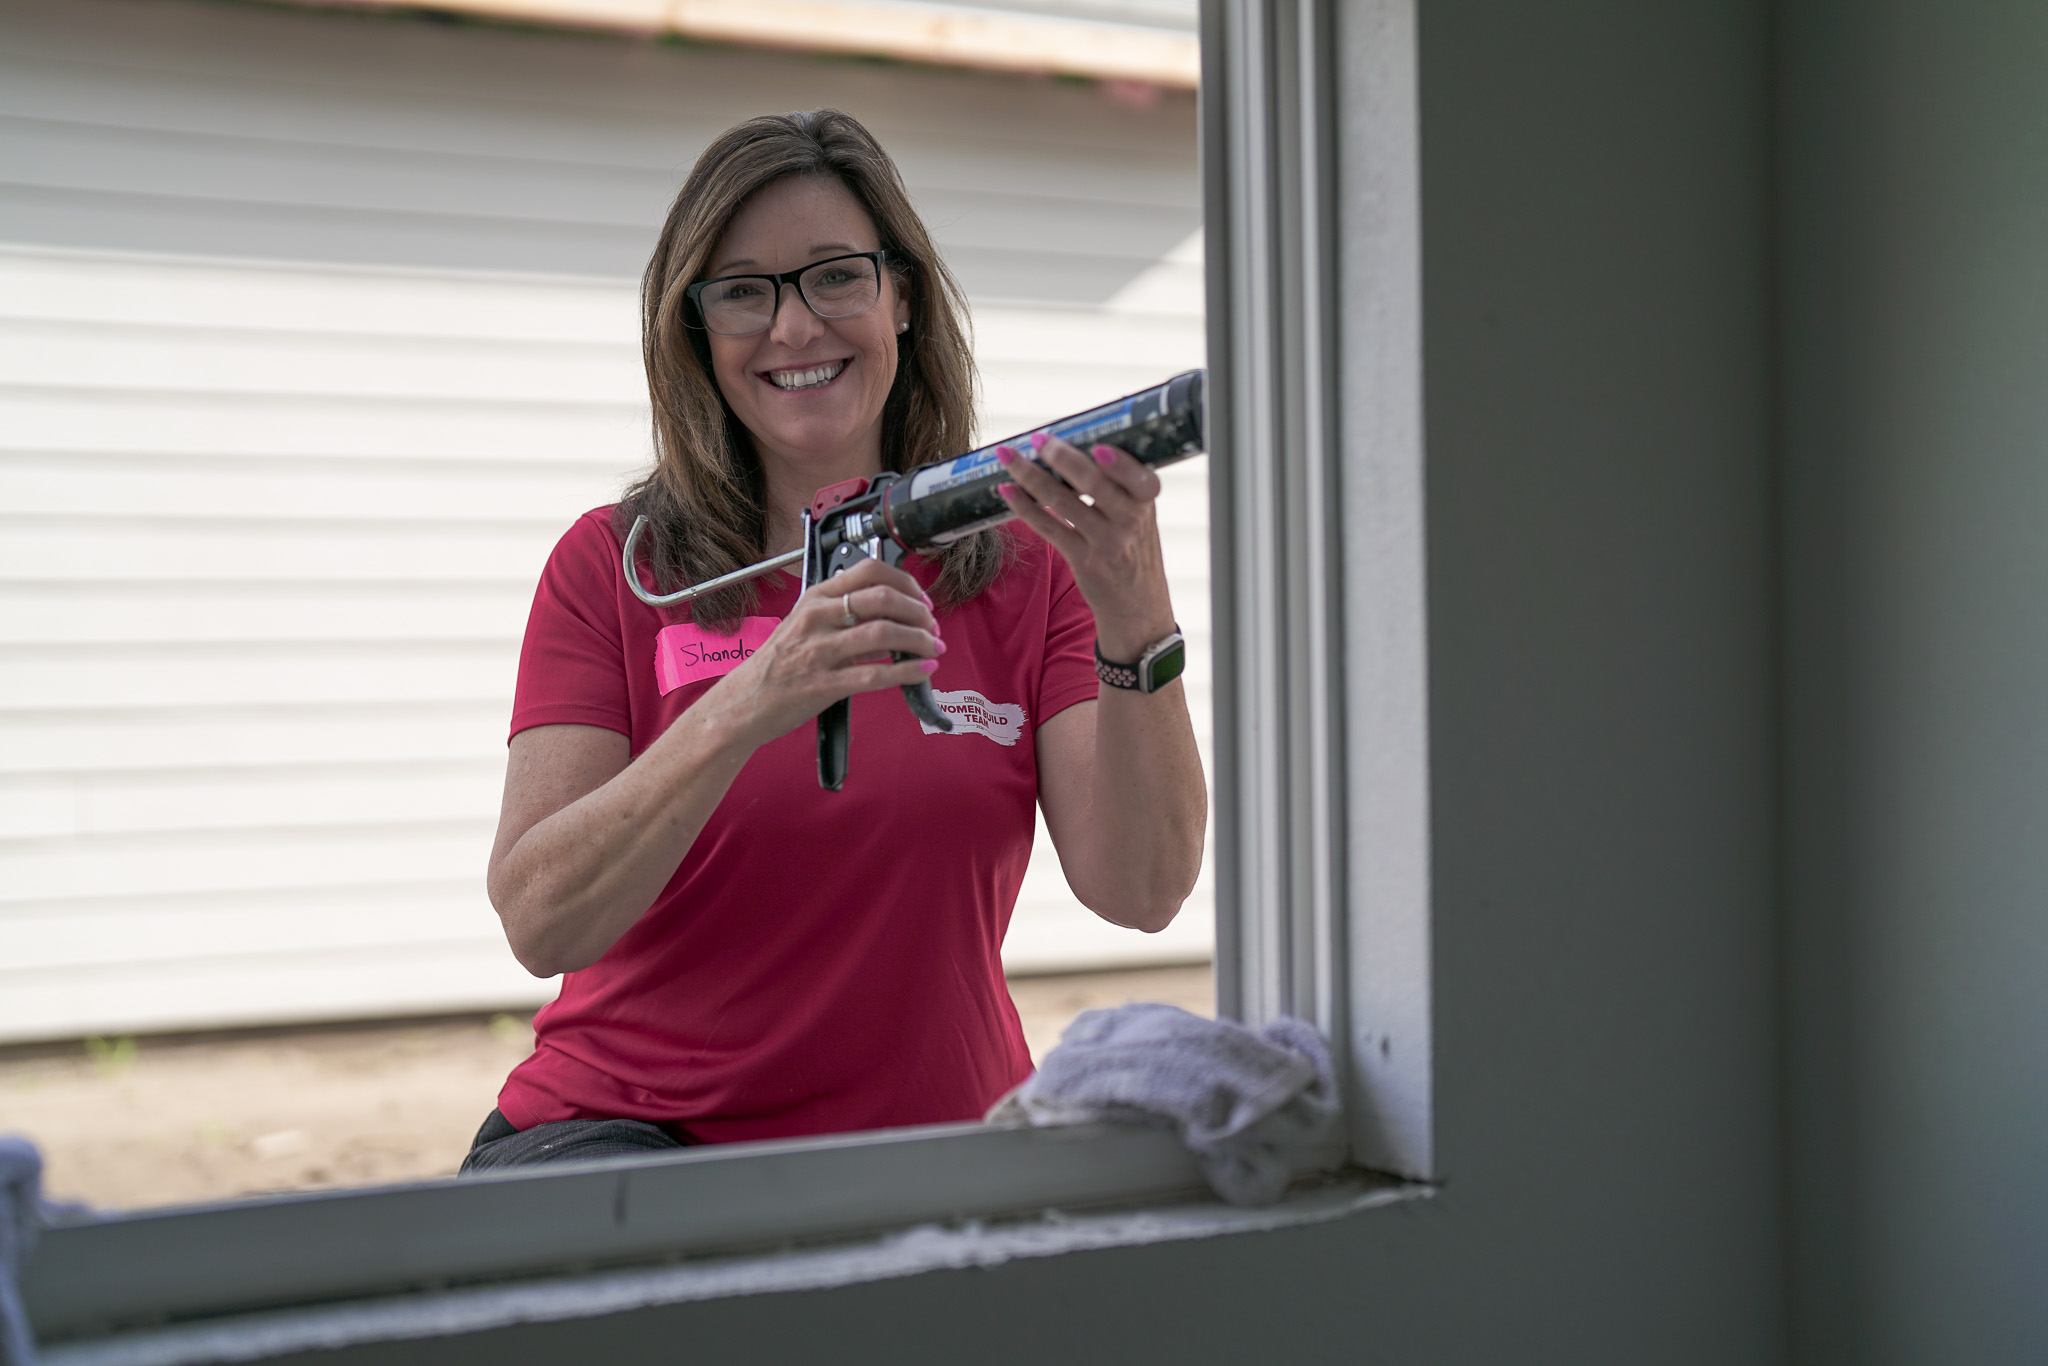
[840,594,859,629]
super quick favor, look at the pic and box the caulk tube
[879,370,1206,552]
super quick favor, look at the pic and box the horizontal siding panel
[0,180,662,284]
[980,366,1209,425]
[0,703,509,774]
[0,270,1201,470]
[0,0,1210,1039]
[930,245,1162,308]
[0,318,646,404]
[0,760,503,839]
[0,0,1202,309]
[0,55,702,172]
[0,0,1201,152]
[0,385,649,463]
[971,308,1207,367]
[0,454,1197,533]
[0,820,494,902]
[0,518,567,582]
[890,142,1198,212]
[0,199,1183,320]
[0,942,553,1044]
[0,245,642,341]
[0,683,1210,754]
[0,640,519,710]
[0,512,1198,585]
[0,52,1198,205]
[2,886,503,972]
[0,822,1217,976]
[0,454,624,524]
[0,114,668,230]
[0,582,537,645]
[890,190,1200,265]
[0,582,1209,660]
[0,183,1183,306]
[1,118,1197,266]
[0,723,1201,801]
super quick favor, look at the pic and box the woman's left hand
[999,431,1204,932]
[996,434,1178,660]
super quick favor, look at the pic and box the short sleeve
[1037,543,1100,723]
[510,510,633,742]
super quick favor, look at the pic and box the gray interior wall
[1413,0,1780,1351]
[292,0,1788,1359]
[1780,3,2048,1362]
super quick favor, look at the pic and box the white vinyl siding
[0,0,1208,1042]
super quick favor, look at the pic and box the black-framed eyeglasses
[684,251,888,337]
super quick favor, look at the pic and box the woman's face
[703,175,911,480]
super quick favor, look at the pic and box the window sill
[29,1120,1423,1364]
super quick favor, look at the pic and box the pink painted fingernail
[918,658,940,674]
[994,445,1017,465]
[1029,431,1051,451]
[1092,444,1118,467]
[934,639,949,655]
[998,483,1021,499]
[920,590,933,607]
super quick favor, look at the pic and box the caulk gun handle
[880,541,953,735]
[810,514,949,791]
[817,697,851,792]
[817,676,942,792]
[900,676,951,731]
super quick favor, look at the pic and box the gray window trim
[22,0,1435,1350]
[1205,0,1432,1177]
[28,1122,1210,1340]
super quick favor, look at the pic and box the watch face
[1144,638,1187,691]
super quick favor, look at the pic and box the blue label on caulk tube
[907,397,1143,502]
[907,446,1003,501]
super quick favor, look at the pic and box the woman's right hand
[489,557,940,977]
[698,556,944,752]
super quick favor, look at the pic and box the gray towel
[987,1003,1338,1206]
[0,1137,45,1366]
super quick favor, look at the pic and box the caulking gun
[623,369,1208,790]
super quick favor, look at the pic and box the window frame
[1205,0,1432,1180]
[20,0,1435,1348]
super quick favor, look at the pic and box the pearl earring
[897,322,909,334]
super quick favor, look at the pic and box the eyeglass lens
[698,256,880,336]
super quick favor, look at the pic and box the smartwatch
[1095,628,1187,694]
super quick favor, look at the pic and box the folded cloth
[986,1003,1338,1206]
[1,1137,46,1366]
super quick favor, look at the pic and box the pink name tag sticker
[653,617,779,696]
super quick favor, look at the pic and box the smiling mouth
[766,360,848,391]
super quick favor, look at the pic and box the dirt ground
[0,965,1211,1212]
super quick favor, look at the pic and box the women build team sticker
[917,689,1027,746]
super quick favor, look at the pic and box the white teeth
[768,361,846,390]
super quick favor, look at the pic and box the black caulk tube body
[877,370,1205,551]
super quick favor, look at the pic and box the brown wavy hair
[616,109,1004,629]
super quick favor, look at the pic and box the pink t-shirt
[495,509,1099,1144]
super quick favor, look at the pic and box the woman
[463,110,1205,1171]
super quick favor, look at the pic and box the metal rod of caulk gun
[621,516,803,609]
[625,371,1207,610]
